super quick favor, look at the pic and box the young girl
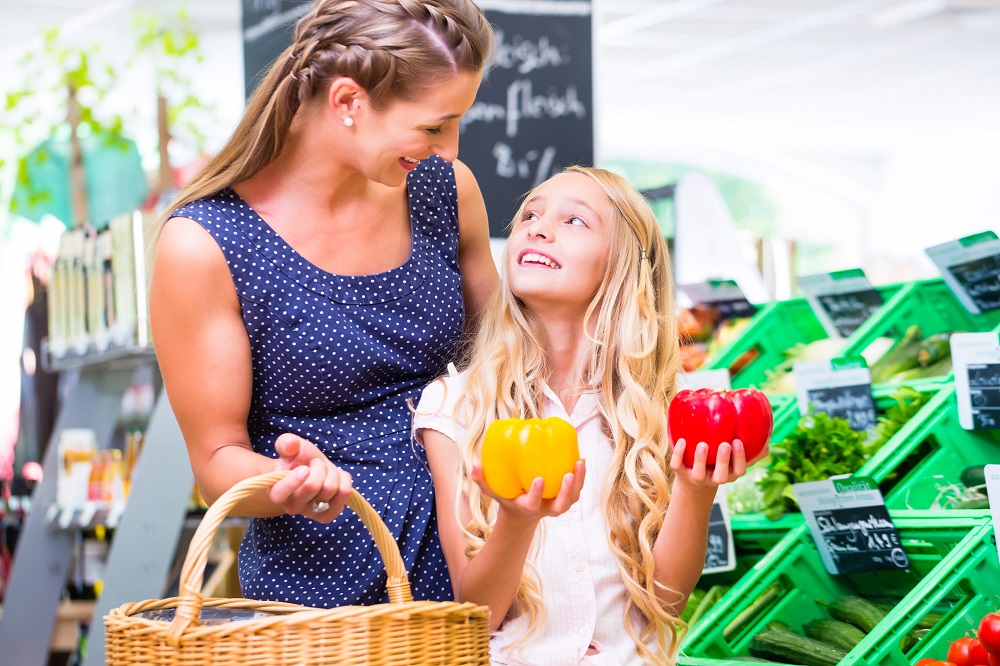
[412,166,762,665]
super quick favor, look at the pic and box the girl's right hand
[471,459,587,525]
[268,433,353,523]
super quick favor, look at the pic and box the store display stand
[0,356,193,666]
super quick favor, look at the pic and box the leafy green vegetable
[862,386,930,454]
[759,413,867,520]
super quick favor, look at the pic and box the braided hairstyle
[151,0,494,245]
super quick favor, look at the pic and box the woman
[149,0,497,607]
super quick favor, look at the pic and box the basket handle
[167,470,412,645]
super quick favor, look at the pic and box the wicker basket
[104,470,491,665]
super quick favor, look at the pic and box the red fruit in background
[914,660,957,666]
[667,388,773,467]
[988,654,1000,666]
[948,637,991,666]
[981,613,1000,656]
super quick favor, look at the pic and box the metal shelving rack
[0,353,193,666]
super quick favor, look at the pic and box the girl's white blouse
[413,373,656,666]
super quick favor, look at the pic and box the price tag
[794,357,876,431]
[985,464,1000,562]
[679,279,758,322]
[702,488,736,574]
[794,476,909,576]
[951,332,1000,430]
[678,369,731,391]
[798,269,884,338]
[926,231,1000,314]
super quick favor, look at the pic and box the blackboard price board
[462,0,594,236]
[241,0,312,99]
[926,231,1000,315]
[702,492,735,574]
[947,254,1000,313]
[799,269,884,338]
[952,333,1000,430]
[679,279,758,323]
[795,357,876,432]
[794,477,909,576]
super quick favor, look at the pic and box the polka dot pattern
[169,155,463,607]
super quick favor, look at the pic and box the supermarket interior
[0,1,998,665]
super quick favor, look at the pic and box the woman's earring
[344,116,354,127]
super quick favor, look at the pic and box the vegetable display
[480,417,579,499]
[667,388,774,467]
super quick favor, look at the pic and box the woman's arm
[422,428,585,632]
[453,159,499,328]
[149,216,351,519]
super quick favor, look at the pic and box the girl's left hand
[670,438,768,488]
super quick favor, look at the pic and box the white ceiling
[2,0,1000,159]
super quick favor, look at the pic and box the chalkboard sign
[806,384,877,432]
[946,254,1000,313]
[794,477,909,576]
[927,231,1000,315]
[680,280,758,323]
[968,364,1000,429]
[952,333,1000,430]
[702,496,735,574]
[795,358,876,432]
[241,0,312,100]
[464,1,594,236]
[816,291,884,338]
[799,270,883,338]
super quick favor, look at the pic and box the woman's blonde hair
[453,166,683,664]
[148,0,494,246]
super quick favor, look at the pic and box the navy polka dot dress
[169,155,461,607]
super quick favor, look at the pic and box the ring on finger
[311,500,331,513]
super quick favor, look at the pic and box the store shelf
[42,337,155,372]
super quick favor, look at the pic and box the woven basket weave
[104,470,491,665]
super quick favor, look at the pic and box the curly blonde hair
[452,166,683,664]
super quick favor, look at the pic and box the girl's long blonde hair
[147,0,494,248]
[454,166,682,664]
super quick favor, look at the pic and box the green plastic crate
[842,518,999,666]
[843,279,1000,389]
[865,384,1000,511]
[726,383,946,526]
[679,513,993,665]
[705,285,905,390]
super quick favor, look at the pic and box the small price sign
[798,269,884,338]
[678,369,731,391]
[951,332,1000,430]
[794,476,909,576]
[926,231,1000,314]
[679,279,758,322]
[702,488,736,574]
[794,357,876,432]
[985,464,1000,562]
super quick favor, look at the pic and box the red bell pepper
[667,388,773,467]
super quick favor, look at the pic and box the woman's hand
[670,438,768,489]
[268,434,353,523]
[471,459,587,527]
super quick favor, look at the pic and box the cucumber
[828,596,885,633]
[766,620,796,633]
[723,582,783,642]
[917,333,952,368]
[804,618,866,651]
[748,630,847,666]
[961,465,987,489]
[871,602,942,631]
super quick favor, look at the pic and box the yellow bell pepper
[481,417,580,499]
